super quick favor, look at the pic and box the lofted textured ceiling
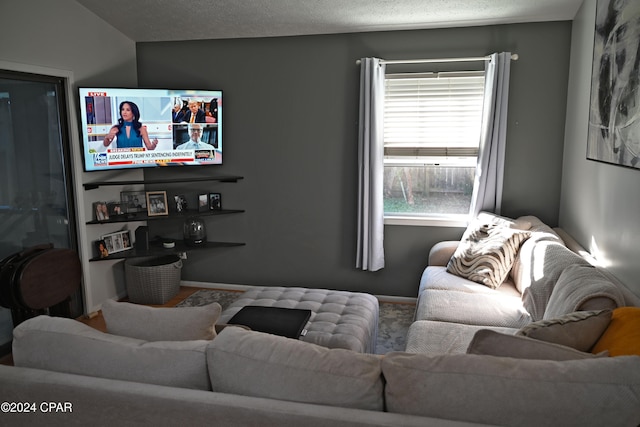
[74,0,584,42]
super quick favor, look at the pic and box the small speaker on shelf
[135,226,149,251]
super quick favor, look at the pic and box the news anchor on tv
[103,101,158,150]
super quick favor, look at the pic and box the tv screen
[78,88,222,171]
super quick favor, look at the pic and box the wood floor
[0,286,204,366]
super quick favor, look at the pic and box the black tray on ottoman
[227,306,312,339]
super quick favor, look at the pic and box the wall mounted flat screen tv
[78,88,222,171]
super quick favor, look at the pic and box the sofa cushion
[405,320,518,355]
[592,307,640,356]
[543,265,624,320]
[415,287,531,328]
[12,315,211,390]
[102,299,222,341]
[207,327,384,411]
[446,222,530,290]
[517,309,612,352]
[381,352,640,426]
[467,329,604,360]
[419,266,521,296]
[517,240,591,321]
[513,215,563,240]
[510,217,566,283]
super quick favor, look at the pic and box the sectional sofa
[406,213,640,354]
[2,213,640,426]
[4,317,640,426]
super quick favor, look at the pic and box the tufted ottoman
[218,286,379,353]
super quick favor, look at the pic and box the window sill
[384,214,469,227]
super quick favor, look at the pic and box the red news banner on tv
[78,87,222,171]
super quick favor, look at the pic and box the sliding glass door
[0,70,79,356]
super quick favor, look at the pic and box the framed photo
[93,201,109,221]
[173,194,188,212]
[96,239,109,258]
[120,191,147,213]
[146,191,169,216]
[100,230,132,255]
[209,193,222,210]
[198,193,209,212]
[107,201,123,217]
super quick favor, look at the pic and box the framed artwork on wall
[586,0,640,170]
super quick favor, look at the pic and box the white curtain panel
[356,58,385,271]
[469,52,512,217]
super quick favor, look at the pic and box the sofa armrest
[428,241,459,266]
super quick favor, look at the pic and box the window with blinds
[383,71,485,220]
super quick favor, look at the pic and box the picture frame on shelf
[198,193,209,212]
[173,194,188,213]
[106,201,123,217]
[93,201,109,221]
[209,193,222,210]
[146,191,169,216]
[96,239,109,258]
[100,230,132,255]
[121,191,147,213]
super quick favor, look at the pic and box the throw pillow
[12,315,211,390]
[466,329,602,360]
[102,299,221,341]
[447,223,530,289]
[591,307,640,356]
[516,309,612,352]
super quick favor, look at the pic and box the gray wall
[560,0,640,298]
[0,0,139,312]
[138,22,572,297]
[0,0,136,87]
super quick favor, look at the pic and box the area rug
[176,289,415,354]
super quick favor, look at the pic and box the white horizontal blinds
[384,71,485,157]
